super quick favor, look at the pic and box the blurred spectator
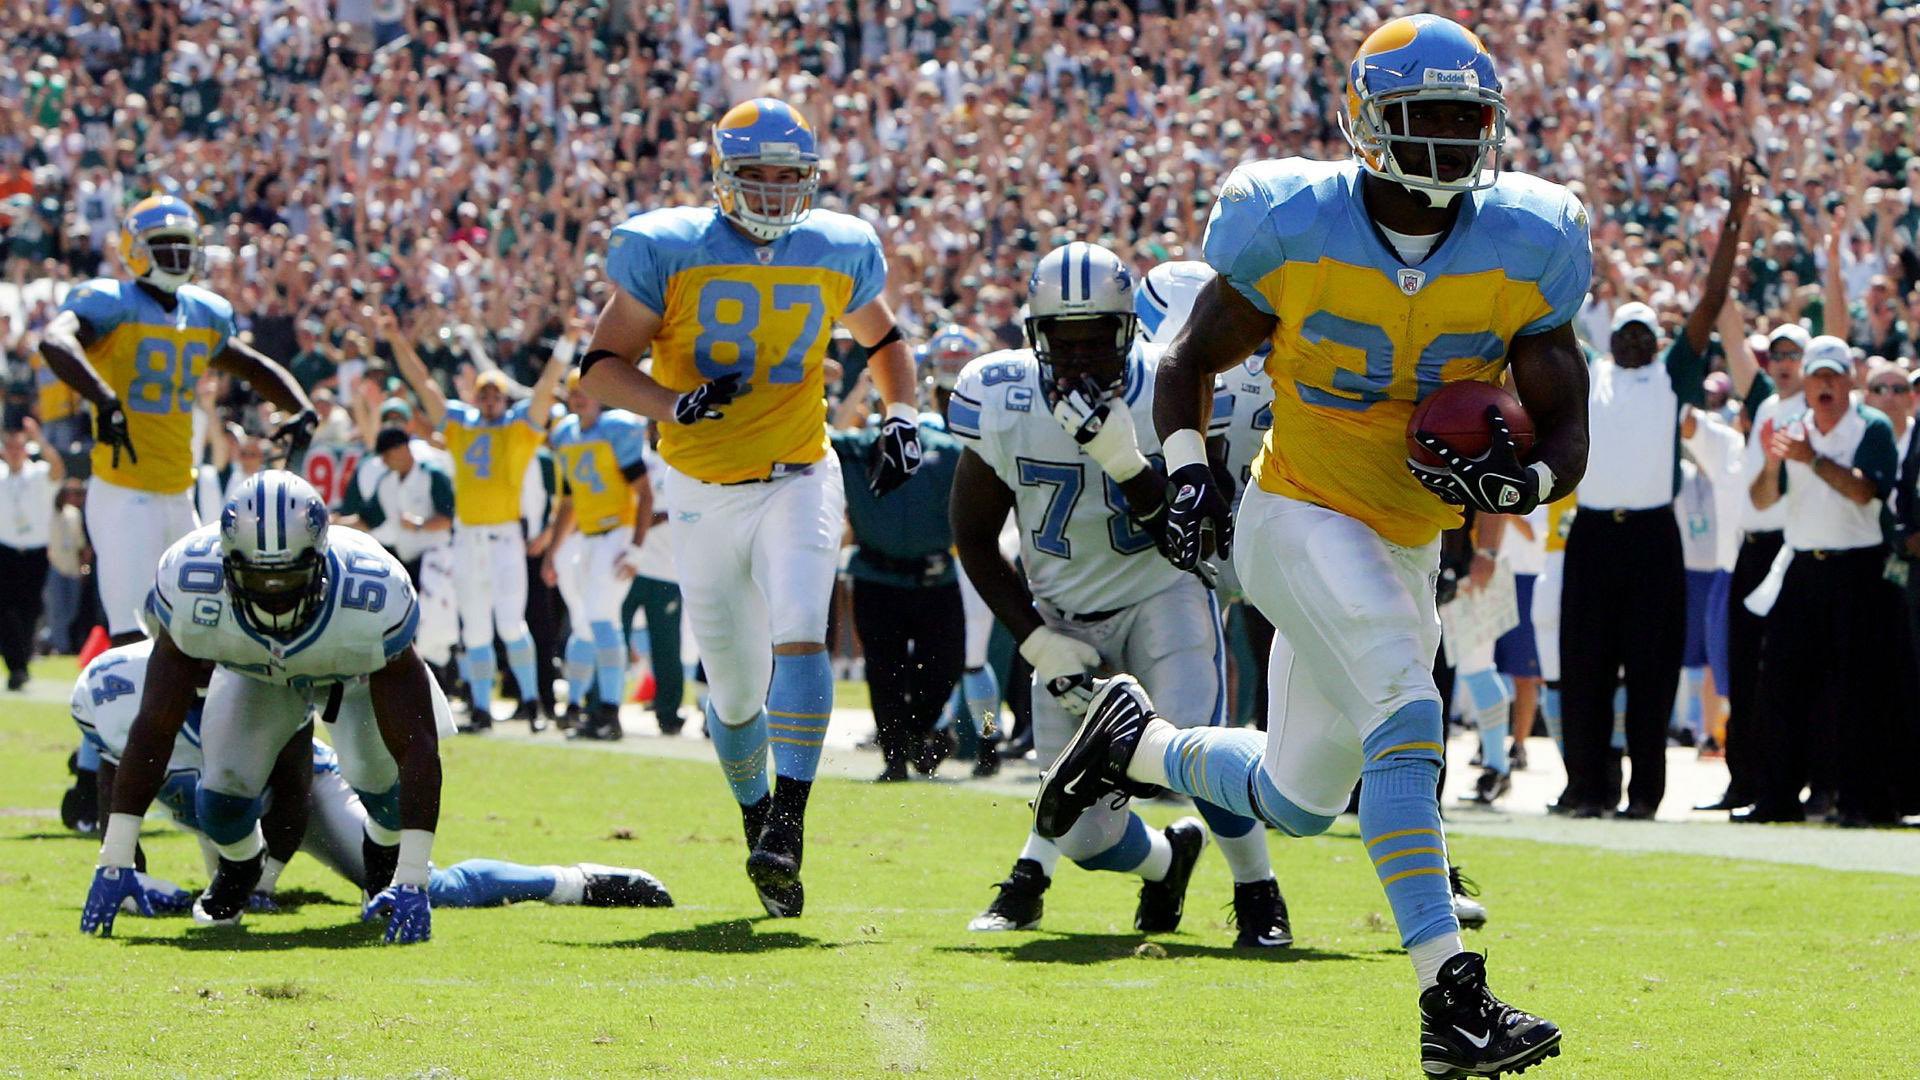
[0,417,60,688]
[41,477,91,654]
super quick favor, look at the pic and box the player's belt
[1583,505,1670,524]
[1057,605,1123,624]
[718,462,816,486]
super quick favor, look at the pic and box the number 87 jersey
[605,205,887,484]
[148,524,419,688]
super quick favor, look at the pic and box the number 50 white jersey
[147,524,419,689]
[947,342,1219,615]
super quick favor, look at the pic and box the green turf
[0,686,1914,1078]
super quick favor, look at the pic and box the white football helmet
[1133,261,1217,345]
[219,470,332,637]
[1025,242,1136,406]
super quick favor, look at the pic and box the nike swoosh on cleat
[1062,774,1083,795]
[1452,1026,1491,1049]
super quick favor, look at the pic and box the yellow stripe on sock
[1370,741,1444,761]
[769,735,826,747]
[1365,827,1440,849]
[1373,846,1444,868]
[1380,866,1449,887]
[768,710,831,720]
[768,721,826,732]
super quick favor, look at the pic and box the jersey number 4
[1016,458,1157,559]
[693,280,823,384]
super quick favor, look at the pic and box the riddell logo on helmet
[1422,69,1479,88]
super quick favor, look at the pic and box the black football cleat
[1459,769,1511,806]
[1451,866,1488,930]
[746,820,804,918]
[193,850,266,926]
[1134,817,1206,933]
[1419,952,1561,1078]
[1032,675,1156,840]
[513,698,550,733]
[967,858,1049,932]
[578,863,673,908]
[1231,877,1293,948]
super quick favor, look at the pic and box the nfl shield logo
[755,247,775,264]
[1398,269,1426,296]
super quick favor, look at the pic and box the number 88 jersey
[57,279,236,495]
[147,524,419,688]
[606,205,887,485]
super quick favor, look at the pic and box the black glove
[1163,461,1232,571]
[271,407,319,464]
[95,401,136,467]
[673,372,745,425]
[868,411,922,497]
[1133,499,1219,588]
[1411,406,1540,516]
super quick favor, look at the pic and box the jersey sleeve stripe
[947,394,983,438]
[382,602,420,659]
[146,587,173,628]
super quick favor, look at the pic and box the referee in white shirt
[1744,338,1906,826]
[0,418,64,690]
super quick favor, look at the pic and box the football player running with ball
[576,99,922,917]
[1032,16,1590,1078]
[949,243,1289,948]
[80,472,447,944]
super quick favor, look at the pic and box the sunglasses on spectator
[1869,382,1912,396]
[1769,346,1803,361]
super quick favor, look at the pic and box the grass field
[2,670,1916,1079]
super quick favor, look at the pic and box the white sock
[1017,832,1061,878]
[215,828,265,862]
[1214,828,1273,884]
[1134,826,1173,882]
[545,865,587,905]
[256,856,288,895]
[1126,718,1177,787]
[1410,933,1466,989]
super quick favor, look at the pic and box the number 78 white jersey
[147,524,419,689]
[947,342,1221,615]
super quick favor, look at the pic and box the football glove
[1411,406,1540,516]
[363,882,432,944]
[1051,380,1148,481]
[673,372,745,425]
[1018,626,1103,717]
[270,407,320,464]
[1131,500,1219,589]
[1163,461,1233,571]
[868,411,923,497]
[95,401,136,468]
[80,865,148,936]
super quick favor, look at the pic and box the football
[1406,380,1535,466]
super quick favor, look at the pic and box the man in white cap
[1560,176,1751,819]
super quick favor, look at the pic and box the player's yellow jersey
[1204,160,1592,547]
[1543,491,1577,554]
[550,409,648,535]
[444,400,547,526]
[606,206,887,484]
[57,279,236,494]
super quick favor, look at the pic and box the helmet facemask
[1026,313,1136,409]
[714,160,820,242]
[134,226,203,292]
[1342,86,1507,208]
[224,549,328,639]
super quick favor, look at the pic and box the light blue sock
[466,644,497,712]
[1072,811,1153,873]
[591,621,625,708]
[564,636,595,705]
[708,702,770,806]
[503,635,539,705]
[428,859,558,908]
[767,650,832,781]
[1358,700,1458,949]
[76,737,101,772]
[1477,712,1510,775]
[1541,684,1564,754]
[962,665,1000,736]
[1162,726,1337,838]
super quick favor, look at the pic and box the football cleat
[968,858,1049,932]
[457,710,493,734]
[1134,817,1206,934]
[1230,877,1294,948]
[1451,867,1487,930]
[913,729,955,776]
[567,702,623,742]
[1460,768,1511,806]
[1419,952,1560,1078]
[513,697,550,734]
[192,851,265,927]
[1032,675,1156,840]
[746,820,804,918]
[578,863,674,908]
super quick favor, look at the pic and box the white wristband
[395,829,435,888]
[1163,428,1207,473]
[885,402,918,424]
[1529,461,1556,502]
[98,812,142,868]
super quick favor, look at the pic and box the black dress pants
[0,544,49,678]
[851,578,965,770]
[1559,507,1686,812]
[1723,529,1783,805]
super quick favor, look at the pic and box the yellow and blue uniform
[606,205,886,484]
[1205,157,1591,547]
[443,400,548,526]
[549,410,649,534]
[58,279,235,494]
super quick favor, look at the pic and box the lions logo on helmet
[710,99,821,243]
[1024,243,1137,407]
[117,195,204,293]
[1338,14,1507,206]
[219,470,331,638]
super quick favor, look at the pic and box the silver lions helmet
[219,470,332,638]
[1025,242,1137,407]
[1133,260,1216,345]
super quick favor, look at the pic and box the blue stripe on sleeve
[146,587,173,628]
[383,600,421,659]
[947,395,983,438]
